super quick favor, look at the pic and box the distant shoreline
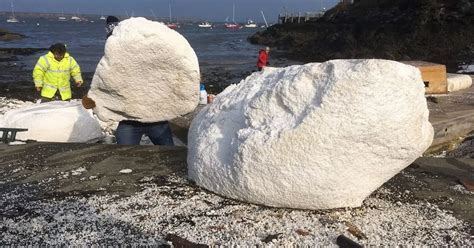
[0,12,258,23]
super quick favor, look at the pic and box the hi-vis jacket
[33,51,82,100]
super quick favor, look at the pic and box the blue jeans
[116,120,174,146]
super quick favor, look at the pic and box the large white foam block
[188,59,434,210]
[447,73,472,92]
[0,101,103,143]
[88,17,200,123]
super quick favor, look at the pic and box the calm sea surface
[2,17,265,73]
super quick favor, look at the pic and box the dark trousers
[116,120,174,146]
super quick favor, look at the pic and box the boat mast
[169,4,172,23]
[261,10,268,27]
[232,4,235,23]
[150,9,157,21]
[10,2,15,18]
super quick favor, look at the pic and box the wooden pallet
[401,61,448,94]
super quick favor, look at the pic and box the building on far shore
[278,11,325,24]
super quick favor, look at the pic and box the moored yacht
[6,2,19,23]
[166,23,180,29]
[6,17,19,23]
[58,12,67,21]
[244,19,257,28]
[166,4,180,29]
[198,21,212,28]
[225,4,241,29]
[225,23,240,29]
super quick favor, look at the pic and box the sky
[0,0,339,22]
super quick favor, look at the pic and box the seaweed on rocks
[0,28,25,41]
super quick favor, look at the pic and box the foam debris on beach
[0,97,33,115]
[1,175,472,246]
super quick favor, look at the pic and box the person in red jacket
[257,46,270,71]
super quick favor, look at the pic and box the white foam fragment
[88,17,200,123]
[71,167,87,176]
[0,97,33,115]
[120,169,133,174]
[0,101,104,143]
[188,59,434,210]
[447,73,472,92]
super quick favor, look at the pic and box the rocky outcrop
[0,28,25,41]
[188,59,434,210]
[249,0,474,71]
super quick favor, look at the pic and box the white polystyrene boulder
[0,101,103,142]
[188,59,434,210]
[447,73,472,92]
[88,17,200,123]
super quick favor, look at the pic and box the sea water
[2,17,265,73]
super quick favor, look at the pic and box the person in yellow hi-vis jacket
[33,43,83,102]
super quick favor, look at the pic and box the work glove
[35,86,42,92]
[82,95,96,109]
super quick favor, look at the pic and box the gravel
[1,176,472,246]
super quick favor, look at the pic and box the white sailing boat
[99,14,106,20]
[244,19,257,28]
[198,21,212,28]
[71,9,82,22]
[58,11,67,21]
[225,4,240,29]
[6,2,19,23]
